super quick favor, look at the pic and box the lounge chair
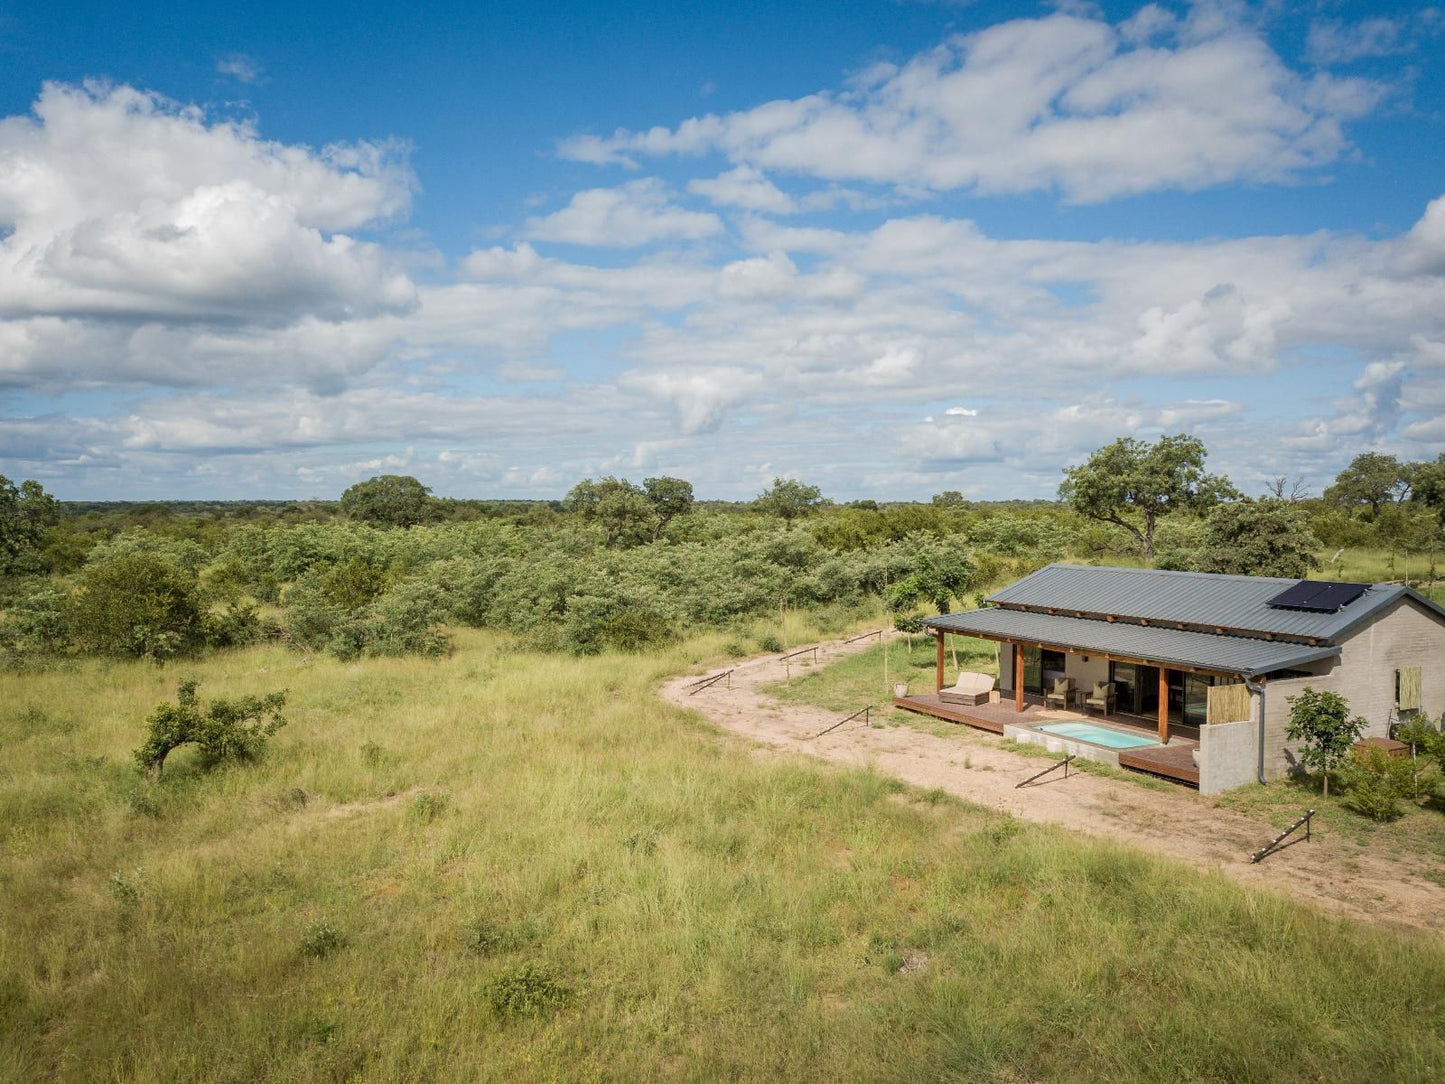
[1084,681,1116,717]
[939,671,996,706]
[1044,677,1074,711]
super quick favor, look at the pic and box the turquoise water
[1035,722,1159,750]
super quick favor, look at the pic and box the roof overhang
[922,608,1340,679]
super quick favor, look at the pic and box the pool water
[1034,722,1159,750]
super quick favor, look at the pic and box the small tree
[1059,434,1238,561]
[0,475,58,577]
[339,475,434,528]
[1195,499,1322,578]
[754,477,825,530]
[135,680,287,780]
[1285,687,1367,797]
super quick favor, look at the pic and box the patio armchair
[939,671,996,706]
[1084,681,1116,717]
[1044,677,1074,711]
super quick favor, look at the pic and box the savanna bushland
[3,443,1445,1081]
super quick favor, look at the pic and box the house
[906,564,1445,794]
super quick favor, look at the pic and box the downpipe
[1245,677,1267,785]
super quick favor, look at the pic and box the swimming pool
[1034,722,1159,750]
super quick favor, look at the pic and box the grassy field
[4,626,1445,1082]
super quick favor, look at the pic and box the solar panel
[1265,580,1370,613]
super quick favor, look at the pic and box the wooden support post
[935,630,945,694]
[1014,643,1025,713]
[1158,668,1170,743]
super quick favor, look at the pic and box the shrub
[299,918,346,959]
[487,963,572,1020]
[134,680,287,780]
[0,582,69,656]
[411,791,449,822]
[1339,745,1416,821]
[758,633,783,653]
[66,553,205,660]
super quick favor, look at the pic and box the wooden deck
[1117,743,1200,786]
[891,693,1041,733]
[893,692,1200,787]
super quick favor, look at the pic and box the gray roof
[924,607,1340,678]
[985,564,1439,641]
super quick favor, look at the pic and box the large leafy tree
[0,475,57,576]
[642,476,695,541]
[1195,499,1322,578]
[339,475,434,527]
[1059,434,1238,561]
[1324,452,1411,516]
[565,477,657,547]
[753,477,825,530]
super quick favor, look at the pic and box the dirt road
[662,633,1445,937]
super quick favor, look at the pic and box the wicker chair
[1044,677,1074,711]
[1084,681,1117,717]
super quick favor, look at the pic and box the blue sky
[1,0,1443,500]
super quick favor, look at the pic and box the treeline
[3,441,1444,665]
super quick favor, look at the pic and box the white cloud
[945,406,978,416]
[525,179,722,246]
[1306,18,1407,65]
[216,53,263,84]
[559,9,1385,203]
[0,82,417,332]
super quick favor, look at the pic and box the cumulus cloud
[0,82,417,331]
[559,8,1384,202]
[525,179,722,246]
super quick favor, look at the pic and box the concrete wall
[1261,597,1445,778]
[1199,718,1256,795]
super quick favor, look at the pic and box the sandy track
[662,633,1445,938]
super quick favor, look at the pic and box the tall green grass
[2,628,1443,1082]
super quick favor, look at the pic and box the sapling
[1285,687,1366,797]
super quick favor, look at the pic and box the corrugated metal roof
[986,564,1418,641]
[923,608,1339,678]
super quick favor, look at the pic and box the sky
[1,0,1443,502]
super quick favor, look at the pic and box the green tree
[565,477,657,547]
[65,552,205,660]
[1324,452,1410,516]
[1058,434,1238,561]
[339,475,434,528]
[753,477,825,530]
[1195,499,1322,578]
[642,476,695,540]
[135,680,287,780]
[0,475,58,576]
[1285,687,1367,797]
[886,534,975,615]
[1410,453,1445,521]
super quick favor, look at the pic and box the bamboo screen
[1398,667,1422,712]
[1206,682,1251,724]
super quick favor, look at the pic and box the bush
[758,633,783,653]
[0,582,69,656]
[299,918,346,959]
[487,963,572,1020]
[1339,745,1417,821]
[66,553,206,660]
[134,680,287,780]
